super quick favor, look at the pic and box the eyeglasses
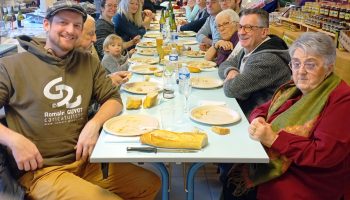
[219,0,231,2]
[289,61,319,71]
[237,24,265,33]
[206,0,218,5]
[106,4,118,8]
[217,21,236,29]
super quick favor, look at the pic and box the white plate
[131,64,162,74]
[178,40,198,45]
[136,41,156,48]
[149,24,160,31]
[178,31,196,37]
[137,49,157,56]
[190,105,241,125]
[103,114,159,136]
[144,33,163,38]
[186,60,217,69]
[191,77,223,89]
[123,81,162,94]
[129,57,158,64]
[185,50,206,58]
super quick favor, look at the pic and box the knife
[127,147,198,153]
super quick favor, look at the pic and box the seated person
[102,34,136,73]
[219,0,241,12]
[196,0,222,50]
[142,0,166,12]
[185,0,200,22]
[179,0,209,32]
[113,0,150,44]
[95,0,140,59]
[0,2,161,199]
[205,9,240,66]
[218,8,291,117]
[224,32,350,200]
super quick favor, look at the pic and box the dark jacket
[94,18,115,60]
[113,13,146,44]
[180,9,209,32]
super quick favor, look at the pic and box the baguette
[140,129,208,150]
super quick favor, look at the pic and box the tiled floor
[143,163,222,200]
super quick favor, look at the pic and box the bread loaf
[211,126,230,135]
[140,129,208,150]
[126,97,142,110]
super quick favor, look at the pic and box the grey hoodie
[218,35,291,117]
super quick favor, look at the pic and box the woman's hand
[215,40,234,51]
[132,35,141,45]
[248,117,278,147]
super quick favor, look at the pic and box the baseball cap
[46,0,87,22]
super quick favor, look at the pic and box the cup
[176,44,184,56]
[156,36,163,49]
[160,107,174,130]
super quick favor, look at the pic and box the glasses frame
[237,24,266,33]
[217,21,237,29]
[288,61,320,72]
[105,4,118,8]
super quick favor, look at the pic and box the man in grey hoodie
[218,8,291,117]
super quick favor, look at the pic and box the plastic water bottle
[169,47,179,83]
[178,63,190,95]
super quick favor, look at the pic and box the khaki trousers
[18,160,161,200]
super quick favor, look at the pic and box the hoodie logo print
[43,77,82,109]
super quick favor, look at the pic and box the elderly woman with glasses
[224,32,350,200]
[205,9,240,65]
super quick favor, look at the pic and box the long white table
[90,34,269,200]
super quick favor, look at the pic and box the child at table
[101,34,136,73]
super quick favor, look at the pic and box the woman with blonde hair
[113,0,151,45]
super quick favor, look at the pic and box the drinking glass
[182,82,192,113]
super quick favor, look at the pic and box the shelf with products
[278,16,336,38]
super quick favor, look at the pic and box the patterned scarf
[228,73,341,196]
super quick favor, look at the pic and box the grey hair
[216,9,239,23]
[289,32,336,68]
[118,0,143,26]
[239,8,269,28]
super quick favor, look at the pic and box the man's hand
[108,71,132,86]
[215,40,234,51]
[8,133,43,171]
[225,69,239,81]
[75,120,100,161]
[248,117,278,148]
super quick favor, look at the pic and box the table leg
[151,163,169,200]
[186,163,205,200]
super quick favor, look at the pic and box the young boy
[101,34,136,73]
